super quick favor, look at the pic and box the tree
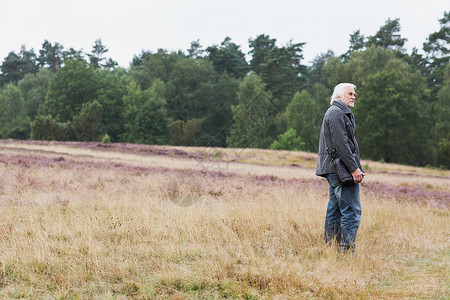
[0,46,39,86]
[326,46,400,88]
[423,11,449,90]
[88,39,108,69]
[367,18,407,53]
[0,52,28,85]
[88,39,117,69]
[40,59,99,122]
[0,84,24,121]
[96,68,129,142]
[38,40,64,71]
[200,72,240,147]
[18,69,53,119]
[72,101,103,141]
[63,47,84,61]
[226,74,273,149]
[135,81,168,144]
[249,34,276,74]
[433,64,450,167]
[437,136,450,169]
[249,34,307,112]
[355,68,428,165]
[206,37,249,78]
[131,50,152,68]
[121,81,146,142]
[434,64,450,141]
[130,49,181,90]
[408,47,428,78]
[286,90,320,152]
[308,50,336,87]
[19,45,39,73]
[0,84,29,138]
[310,83,331,119]
[123,79,169,144]
[165,57,216,121]
[341,30,366,61]
[187,39,204,59]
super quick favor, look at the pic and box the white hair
[330,83,356,105]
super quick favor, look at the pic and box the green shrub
[270,128,305,151]
[102,133,111,144]
[31,115,72,141]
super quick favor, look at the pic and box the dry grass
[0,140,448,299]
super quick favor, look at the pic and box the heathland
[0,140,448,299]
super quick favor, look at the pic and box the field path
[0,141,316,180]
[1,141,449,193]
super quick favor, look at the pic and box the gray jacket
[316,100,362,177]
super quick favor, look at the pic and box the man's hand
[351,168,365,184]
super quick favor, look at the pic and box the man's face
[339,87,356,108]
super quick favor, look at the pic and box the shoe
[339,245,355,254]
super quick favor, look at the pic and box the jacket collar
[332,100,353,116]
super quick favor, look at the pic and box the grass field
[0,140,448,299]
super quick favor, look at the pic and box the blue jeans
[324,173,361,247]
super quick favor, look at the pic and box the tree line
[0,12,448,168]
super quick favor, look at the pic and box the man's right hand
[351,168,365,184]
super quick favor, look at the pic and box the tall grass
[0,141,448,298]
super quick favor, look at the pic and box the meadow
[0,140,448,299]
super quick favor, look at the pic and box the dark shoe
[339,245,355,254]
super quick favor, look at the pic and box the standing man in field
[316,83,365,253]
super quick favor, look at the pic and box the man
[316,83,365,253]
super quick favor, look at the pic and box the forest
[0,12,448,168]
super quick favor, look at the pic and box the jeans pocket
[326,173,342,188]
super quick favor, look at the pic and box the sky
[1,0,448,67]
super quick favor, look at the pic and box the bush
[437,137,449,169]
[72,101,103,141]
[31,115,72,141]
[270,128,305,151]
[168,118,204,146]
[102,133,111,144]
[0,117,31,140]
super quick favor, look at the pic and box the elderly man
[316,83,365,253]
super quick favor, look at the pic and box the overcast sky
[1,0,448,67]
